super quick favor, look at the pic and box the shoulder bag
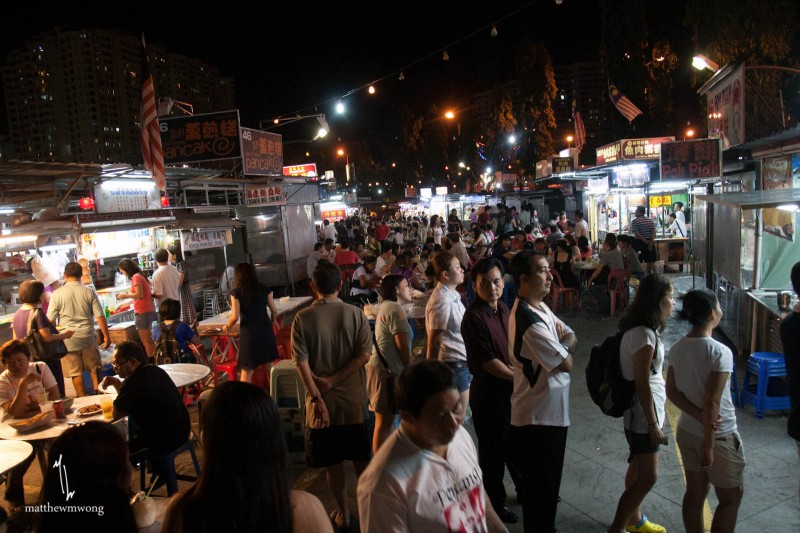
[26,309,68,362]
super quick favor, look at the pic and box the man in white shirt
[573,209,590,240]
[321,219,337,243]
[151,248,181,306]
[306,242,324,279]
[508,250,577,533]
[357,359,507,533]
[425,251,471,409]
[447,232,470,271]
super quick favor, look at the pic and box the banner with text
[160,110,241,164]
[240,128,283,176]
[660,138,721,181]
[244,184,286,206]
[182,230,231,251]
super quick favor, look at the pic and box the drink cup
[53,399,65,419]
[100,396,115,421]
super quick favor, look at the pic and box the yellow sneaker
[626,515,666,533]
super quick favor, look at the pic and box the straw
[145,475,159,498]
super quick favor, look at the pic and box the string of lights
[268,0,549,125]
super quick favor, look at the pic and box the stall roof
[169,213,245,230]
[695,189,800,209]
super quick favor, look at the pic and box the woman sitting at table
[578,235,593,261]
[222,262,280,384]
[11,279,73,397]
[117,258,157,358]
[0,339,59,511]
[565,234,582,263]
[35,421,138,532]
[152,299,203,362]
[163,381,333,533]
[351,256,379,304]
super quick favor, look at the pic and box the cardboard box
[108,322,138,345]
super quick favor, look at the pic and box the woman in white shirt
[351,256,379,304]
[666,289,744,533]
[609,274,674,533]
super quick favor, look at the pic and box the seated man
[358,359,506,532]
[101,341,190,491]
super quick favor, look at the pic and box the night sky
[3,1,695,131]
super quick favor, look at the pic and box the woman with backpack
[152,299,202,364]
[221,263,280,384]
[608,273,674,533]
[666,289,744,533]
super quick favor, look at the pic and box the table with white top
[0,395,116,442]
[197,296,313,335]
[159,363,211,389]
[0,440,34,473]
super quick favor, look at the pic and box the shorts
[625,429,662,462]
[676,427,745,488]
[134,311,158,330]
[305,423,372,468]
[640,245,658,263]
[60,345,102,377]
[366,364,396,415]
[444,364,472,393]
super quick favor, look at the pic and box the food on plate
[77,403,102,415]
[13,411,50,425]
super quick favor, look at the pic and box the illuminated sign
[405,187,417,198]
[420,188,432,199]
[93,181,161,213]
[596,137,674,165]
[282,163,318,177]
[660,138,721,180]
[182,230,230,251]
[552,157,574,174]
[160,110,241,164]
[649,195,673,208]
[435,186,448,196]
[240,128,283,176]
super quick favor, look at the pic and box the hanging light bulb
[442,50,449,61]
[398,71,405,81]
[490,25,498,37]
[336,100,345,114]
[368,85,376,94]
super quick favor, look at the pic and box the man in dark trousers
[780,260,800,500]
[101,341,190,494]
[461,257,522,524]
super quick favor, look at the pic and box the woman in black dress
[221,263,279,383]
[552,240,581,291]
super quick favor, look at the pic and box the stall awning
[695,189,800,210]
[169,214,244,231]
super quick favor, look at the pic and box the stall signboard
[660,139,721,180]
[705,65,745,149]
[649,195,673,208]
[405,187,417,198]
[283,163,317,177]
[160,110,241,164]
[435,186,449,196]
[244,184,286,206]
[81,229,152,260]
[321,207,347,222]
[94,181,161,213]
[420,188,433,199]
[596,137,674,165]
[240,128,282,176]
[182,230,230,251]
[552,157,574,174]
[535,159,552,179]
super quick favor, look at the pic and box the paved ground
[5,275,800,532]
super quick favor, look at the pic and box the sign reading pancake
[240,128,283,176]
[160,110,241,164]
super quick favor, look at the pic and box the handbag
[26,308,68,362]
[372,333,397,413]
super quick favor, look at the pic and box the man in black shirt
[461,258,522,524]
[102,341,190,490]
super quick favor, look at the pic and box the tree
[515,39,557,165]
[685,0,798,138]
[645,40,679,130]
[480,87,517,179]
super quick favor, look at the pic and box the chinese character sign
[160,110,242,164]
[181,230,230,251]
[660,139,721,180]
[706,65,745,149]
[93,182,161,213]
[244,184,286,206]
[240,128,283,176]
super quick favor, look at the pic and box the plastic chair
[740,351,790,418]
[607,269,631,317]
[137,439,201,496]
[202,290,222,319]
[339,263,360,304]
[210,335,238,385]
[548,269,580,313]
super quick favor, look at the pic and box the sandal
[625,515,666,533]
[329,509,351,532]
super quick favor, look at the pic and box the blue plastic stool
[137,440,201,495]
[740,352,790,418]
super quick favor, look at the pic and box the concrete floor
[5,275,800,531]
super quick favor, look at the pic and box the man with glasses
[101,341,190,492]
[461,258,522,524]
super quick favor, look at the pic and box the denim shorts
[451,365,473,393]
[134,311,158,330]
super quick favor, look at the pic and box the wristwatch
[310,394,323,403]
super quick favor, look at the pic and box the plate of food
[9,411,54,433]
[76,403,102,417]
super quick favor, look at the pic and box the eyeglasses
[111,358,128,370]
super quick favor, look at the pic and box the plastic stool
[740,352,790,418]
[137,440,200,495]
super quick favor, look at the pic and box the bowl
[61,397,74,410]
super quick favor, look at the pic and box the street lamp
[259,113,330,140]
[692,54,719,73]
[684,129,695,141]
[566,135,574,149]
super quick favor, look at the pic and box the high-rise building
[1,27,235,163]
[552,61,606,146]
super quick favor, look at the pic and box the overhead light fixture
[335,100,345,114]
[490,25,498,37]
[398,71,405,81]
[692,54,719,72]
[777,204,799,212]
[368,85,376,94]
[443,50,449,61]
[314,115,330,140]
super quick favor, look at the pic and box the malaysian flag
[608,83,643,123]
[140,34,166,191]
[572,99,586,153]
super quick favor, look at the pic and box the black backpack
[153,322,184,365]
[586,329,658,417]
[585,330,635,417]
